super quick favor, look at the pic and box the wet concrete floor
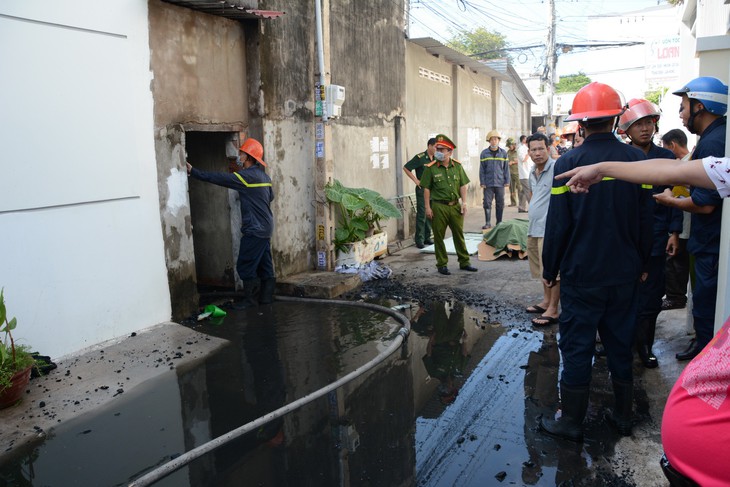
[0,295,683,486]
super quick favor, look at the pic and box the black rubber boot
[540,382,590,442]
[636,316,658,368]
[232,279,259,310]
[259,277,276,304]
[608,378,633,436]
[482,208,491,229]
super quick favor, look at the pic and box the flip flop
[532,315,558,326]
[526,304,546,314]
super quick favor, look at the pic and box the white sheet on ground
[420,233,482,255]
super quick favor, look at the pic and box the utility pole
[545,0,557,130]
[315,0,335,270]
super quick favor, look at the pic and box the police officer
[403,138,436,249]
[540,82,653,441]
[618,99,683,368]
[187,138,276,309]
[421,134,478,275]
[654,76,728,361]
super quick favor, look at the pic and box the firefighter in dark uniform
[403,138,436,249]
[618,99,683,368]
[540,82,653,442]
[187,138,275,309]
[654,76,728,361]
[420,134,478,275]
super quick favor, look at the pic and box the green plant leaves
[0,288,6,326]
[325,179,402,249]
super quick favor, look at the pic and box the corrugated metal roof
[161,0,284,20]
[409,37,510,81]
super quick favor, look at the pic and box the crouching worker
[187,138,276,309]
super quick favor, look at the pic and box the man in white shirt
[516,135,533,212]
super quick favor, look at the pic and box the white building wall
[0,0,171,358]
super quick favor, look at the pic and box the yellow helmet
[486,130,501,141]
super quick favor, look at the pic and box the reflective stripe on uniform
[480,157,508,162]
[551,185,570,195]
[601,176,652,189]
[234,172,272,187]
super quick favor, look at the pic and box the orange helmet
[560,121,579,138]
[617,98,660,133]
[239,138,267,167]
[565,82,625,123]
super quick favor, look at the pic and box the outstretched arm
[556,158,715,193]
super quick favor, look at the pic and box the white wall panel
[0,0,170,358]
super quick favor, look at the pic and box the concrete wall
[253,2,318,275]
[404,42,498,208]
[148,0,250,318]
[327,0,408,235]
[0,0,170,358]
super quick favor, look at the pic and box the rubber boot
[540,382,590,442]
[259,277,276,304]
[608,378,633,436]
[636,316,658,368]
[482,208,491,229]
[496,205,504,225]
[233,279,259,310]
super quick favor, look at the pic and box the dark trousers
[482,186,505,224]
[509,170,519,205]
[559,281,639,386]
[414,187,432,245]
[692,252,719,348]
[636,255,665,350]
[236,235,275,281]
[638,255,665,319]
[665,238,689,304]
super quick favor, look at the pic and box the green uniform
[420,159,471,268]
[404,151,433,245]
[507,147,519,205]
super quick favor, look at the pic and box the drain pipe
[129,297,410,487]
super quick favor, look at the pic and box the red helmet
[560,121,579,138]
[565,82,625,122]
[617,98,660,133]
[239,138,267,167]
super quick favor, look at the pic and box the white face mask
[434,151,446,162]
[235,155,244,167]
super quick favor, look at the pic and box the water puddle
[0,298,635,486]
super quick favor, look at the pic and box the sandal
[526,304,546,314]
[532,315,558,326]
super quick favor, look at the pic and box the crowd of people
[188,73,727,487]
[404,75,728,486]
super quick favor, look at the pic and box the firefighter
[617,99,683,368]
[540,82,653,442]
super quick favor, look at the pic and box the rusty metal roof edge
[160,1,284,20]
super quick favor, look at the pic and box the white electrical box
[325,84,346,118]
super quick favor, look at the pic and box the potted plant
[324,179,401,263]
[0,288,35,409]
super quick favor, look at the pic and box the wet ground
[0,294,681,486]
[0,205,689,486]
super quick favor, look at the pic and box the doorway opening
[186,131,240,293]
